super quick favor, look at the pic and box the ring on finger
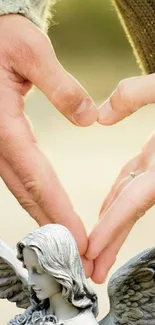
[129,171,137,179]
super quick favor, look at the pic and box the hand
[98,74,155,125]
[86,131,155,283]
[0,14,98,276]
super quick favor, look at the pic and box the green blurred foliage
[49,0,139,101]
[50,0,130,56]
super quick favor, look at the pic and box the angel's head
[16,224,98,317]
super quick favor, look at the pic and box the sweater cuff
[112,0,155,74]
[0,0,54,31]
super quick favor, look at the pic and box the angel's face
[23,247,61,300]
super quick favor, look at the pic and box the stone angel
[0,224,98,325]
[0,224,155,325]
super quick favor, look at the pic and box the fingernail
[98,99,115,125]
[72,98,98,126]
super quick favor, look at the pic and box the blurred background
[49,0,139,101]
[1,0,155,323]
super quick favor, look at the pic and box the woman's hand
[86,131,155,283]
[98,74,155,125]
[0,14,98,262]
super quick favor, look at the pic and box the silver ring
[129,172,136,179]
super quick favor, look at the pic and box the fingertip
[85,249,94,260]
[91,251,116,284]
[97,100,115,124]
[85,236,100,261]
[71,222,88,256]
[98,100,121,125]
[91,268,108,284]
[72,98,98,126]
[81,256,94,278]
[85,251,95,261]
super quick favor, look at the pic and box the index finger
[10,23,98,127]
[0,95,87,255]
[86,171,155,260]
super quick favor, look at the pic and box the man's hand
[86,132,155,283]
[0,14,98,276]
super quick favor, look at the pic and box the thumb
[14,32,98,126]
[98,74,155,125]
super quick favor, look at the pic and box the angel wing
[0,239,30,309]
[99,247,155,325]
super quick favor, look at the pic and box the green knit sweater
[113,0,155,74]
[0,0,154,74]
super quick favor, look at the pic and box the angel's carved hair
[16,224,98,317]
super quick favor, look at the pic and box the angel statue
[0,224,155,325]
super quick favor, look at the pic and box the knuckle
[18,196,37,211]
[116,79,136,114]
[24,180,41,203]
[130,206,146,222]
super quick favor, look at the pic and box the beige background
[1,0,155,322]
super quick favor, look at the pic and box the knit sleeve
[112,0,155,74]
[0,0,55,31]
